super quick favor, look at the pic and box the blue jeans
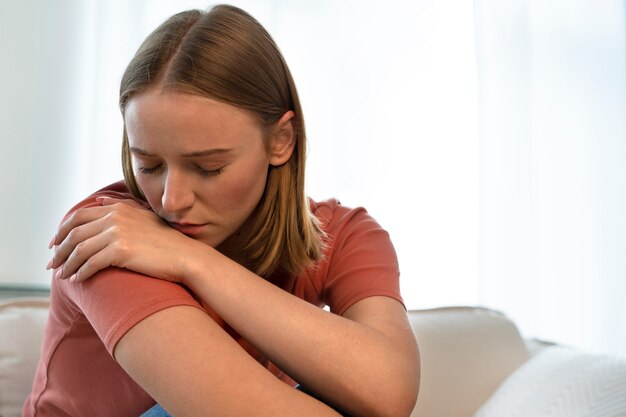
[140,404,170,417]
[139,385,350,416]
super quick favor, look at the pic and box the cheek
[135,176,163,210]
[223,170,268,207]
[216,163,269,211]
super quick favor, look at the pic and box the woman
[24,4,419,417]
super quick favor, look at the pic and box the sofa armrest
[0,297,50,417]
[474,345,626,416]
[408,306,530,417]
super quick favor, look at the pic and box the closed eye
[198,166,224,177]
[137,163,223,177]
[139,164,162,175]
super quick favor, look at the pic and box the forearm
[114,306,344,417]
[183,250,419,417]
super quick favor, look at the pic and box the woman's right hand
[48,196,211,285]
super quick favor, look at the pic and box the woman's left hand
[48,196,206,284]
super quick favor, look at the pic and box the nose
[161,170,195,215]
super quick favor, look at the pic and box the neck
[216,209,259,270]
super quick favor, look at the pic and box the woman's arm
[114,305,344,417]
[114,297,418,417]
[51,199,419,417]
[175,251,419,417]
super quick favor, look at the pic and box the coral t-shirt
[23,181,403,417]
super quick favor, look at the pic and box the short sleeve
[57,268,203,357]
[315,201,404,316]
[55,181,203,357]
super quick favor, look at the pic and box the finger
[55,205,114,246]
[71,247,117,283]
[57,231,110,280]
[97,196,150,210]
[51,215,110,270]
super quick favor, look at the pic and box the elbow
[361,384,418,417]
[378,373,420,417]
[360,352,420,417]
[369,391,418,417]
[397,384,420,417]
[397,371,420,417]
[382,342,420,417]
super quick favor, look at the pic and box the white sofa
[1,297,625,417]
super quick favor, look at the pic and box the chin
[196,235,225,248]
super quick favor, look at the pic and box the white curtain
[1,0,624,354]
[474,0,626,355]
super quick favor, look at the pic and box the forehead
[124,89,265,150]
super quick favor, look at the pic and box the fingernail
[55,268,63,280]
[46,260,53,270]
[95,197,104,204]
[69,275,77,283]
[48,236,56,249]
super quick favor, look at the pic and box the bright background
[1,0,624,355]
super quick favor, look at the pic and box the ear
[269,111,296,166]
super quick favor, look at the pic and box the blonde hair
[119,5,325,277]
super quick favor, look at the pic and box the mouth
[168,222,209,236]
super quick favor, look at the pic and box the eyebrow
[129,147,233,157]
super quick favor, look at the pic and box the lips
[168,222,208,235]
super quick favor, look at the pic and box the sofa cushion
[408,306,530,417]
[0,297,50,417]
[473,345,626,417]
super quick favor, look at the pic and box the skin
[48,89,420,417]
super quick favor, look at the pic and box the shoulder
[52,182,202,347]
[305,198,402,315]
[309,198,387,239]
[61,180,141,221]
[309,197,397,264]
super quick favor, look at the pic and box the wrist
[179,239,217,288]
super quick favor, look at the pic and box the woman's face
[124,90,279,254]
